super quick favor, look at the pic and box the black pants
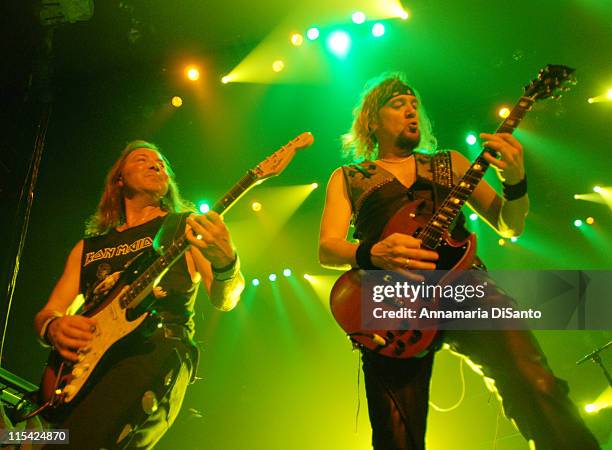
[362,274,602,450]
[43,329,195,450]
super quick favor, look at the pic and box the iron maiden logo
[84,237,153,266]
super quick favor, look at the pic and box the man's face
[374,94,420,150]
[120,148,169,199]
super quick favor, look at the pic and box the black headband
[379,82,416,109]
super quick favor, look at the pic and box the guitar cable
[428,354,466,412]
[355,350,362,433]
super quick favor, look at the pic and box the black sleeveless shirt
[341,151,470,246]
[80,214,198,338]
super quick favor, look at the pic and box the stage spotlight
[469,213,478,221]
[498,106,511,118]
[593,186,602,193]
[198,202,210,214]
[251,201,262,212]
[221,75,232,84]
[290,33,304,46]
[283,269,292,277]
[185,66,200,81]
[171,96,183,108]
[588,98,594,104]
[311,182,319,189]
[586,217,595,225]
[327,31,351,57]
[306,27,320,41]
[303,273,313,281]
[466,134,477,145]
[585,403,608,414]
[372,23,385,37]
[272,60,285,72]
[269,273,277,282]
[498,238,506,246]
[574,219,583,227]
[352,11,366,24]
[398,10,409,20]
[252,278,260,287]
[608,89,612,99]
[510,237,518,242]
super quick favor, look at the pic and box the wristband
[355,242,376,270]
[38,311,63,347]
[503,176,527,201]
[212,254,240,281]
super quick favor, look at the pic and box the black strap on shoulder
[153,212,190,252]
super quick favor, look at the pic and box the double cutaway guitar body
[330,200,476,359]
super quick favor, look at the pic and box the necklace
[378,155,414,164]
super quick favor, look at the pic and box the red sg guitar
[330,65,575,358]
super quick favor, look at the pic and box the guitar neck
[119,169,260,309]
[417,96,534,249]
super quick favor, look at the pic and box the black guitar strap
[153,212,191,253]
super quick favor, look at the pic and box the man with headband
[319,73,600,449]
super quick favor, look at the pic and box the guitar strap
[153,212,190,252]
[431,151,454,189]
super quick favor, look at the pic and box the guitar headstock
[524,64,576,101]
[252,132,314,181]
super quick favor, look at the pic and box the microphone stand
[576,341,612,388]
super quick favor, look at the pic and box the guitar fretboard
[416,96,534,249]
[119,169,260,309]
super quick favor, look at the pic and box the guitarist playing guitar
[33,133,312,449]
[34,140,244,449]
[319,72,600,450]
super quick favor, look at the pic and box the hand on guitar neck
[479,132,525,184]
[370,233,439,281]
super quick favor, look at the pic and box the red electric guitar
[330,65,575,358]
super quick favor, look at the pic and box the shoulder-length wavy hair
[342,72,437,161]
[85,140,195,236]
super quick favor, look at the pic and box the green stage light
[466,134,477,145]
[252,278,260,287]
[510,237,518,242]
[269,273,277,282]
[372,23,385,37]
[352,12,366,24]
[574,219,583,227]
[198,202,210,214]
[327,31,350,57]
[283,268,292,277]
[306,27,320,41]
[469,213,478,221]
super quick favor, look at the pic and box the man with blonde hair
[319,73,600,449]
[35,140,244,449]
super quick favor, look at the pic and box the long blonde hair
[342,72,437,161]
[85,140,194,236]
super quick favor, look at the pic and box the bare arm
[319,168,357,269]
[34,240,96,361]
[185,212,244,311]
[450,134,528,238]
